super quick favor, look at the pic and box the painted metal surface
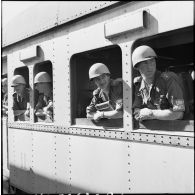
[65,135,130,193]
[19,45,38,61]
[8,123,194,148]
[2,118,9,179]
[3,1,194,193]
[8,128,33,193]
[2,1,121,47]
[130,142,194,193]
[105,10,145,38]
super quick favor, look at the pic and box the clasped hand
[134,108,154,121]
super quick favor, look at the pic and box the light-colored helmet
[89,63,110,80]
[132,45,157,68]
[2,78,7,85]
[11,75,26,87]
[34,72,51,84]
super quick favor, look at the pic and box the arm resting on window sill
[152,109,184,120]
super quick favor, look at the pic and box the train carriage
[2,1,194,193]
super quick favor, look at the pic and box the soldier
[2,78,8,117]
[132,45,185,121]
[11,75,30,121]
[34,72,53,122]
[86,63,123,122]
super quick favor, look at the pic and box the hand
[93,111,103,122]
[35,109,46,116]
[134,108,154,121]
[87,113,95,119]
[24,109,30,117]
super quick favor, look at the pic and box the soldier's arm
[151,109,183,120]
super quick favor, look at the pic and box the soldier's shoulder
[111,78,123,87]
[160,71,179,81]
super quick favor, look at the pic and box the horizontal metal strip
[8,122,194,148]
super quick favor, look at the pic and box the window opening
[12,67,30,121]
[132,27,194,131]
[33,61,53,123]
[70,45,123,128]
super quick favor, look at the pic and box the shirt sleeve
[165,73,185,112]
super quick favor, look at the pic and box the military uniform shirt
[12,89,29,110]
[86,78,123,114]
[133,71,185,112]
[35,91,53,112]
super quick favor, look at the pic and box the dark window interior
[70,45,122,126]
[33,61,53,123]
[132,26,194,131]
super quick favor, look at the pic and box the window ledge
[134,119,194,132]
[72,118,123,130]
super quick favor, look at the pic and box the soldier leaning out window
[34,72,53,122]
[132,45,185,121]
[86,63,123,122]
[11,75,30,121]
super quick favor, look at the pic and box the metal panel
[8,123,194,148]
[130,142,194,193]
[54,134,71,193]
[19,45,38,61]
[52,35,71,126]
[69,135,130,193]
[8,128,33,193]
[2,118,9,178]
[105,10,145,38]
[3,2,58,47]
[31,131,56,193]
[2,1,121,47]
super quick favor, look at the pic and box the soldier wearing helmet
[11,75,30,121]
[2,78,8,116]
[34,71,53,122]
[86,63,123,122]
[132,45,185,121]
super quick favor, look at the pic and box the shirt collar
[139,71,161,91]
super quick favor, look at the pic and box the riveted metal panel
[57,1,119,26]
[8,123,194,148]
[69,135,130,193]
[130,142,194,193]
[2,1,121,47]
[54,134,71,193]
[68,17,111,55]
[52,34,71,126]
[2,118,9,178]
[31,131,56,193]
[8,128,33,193]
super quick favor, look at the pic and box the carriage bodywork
[2,1,194,193]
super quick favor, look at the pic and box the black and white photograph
[1,1,194,194]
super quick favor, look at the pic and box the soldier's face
[137,58,156,80]
[14,84,25,94]
[94,74,110,90]
[35,83,44,93]
[35,83,50,93]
